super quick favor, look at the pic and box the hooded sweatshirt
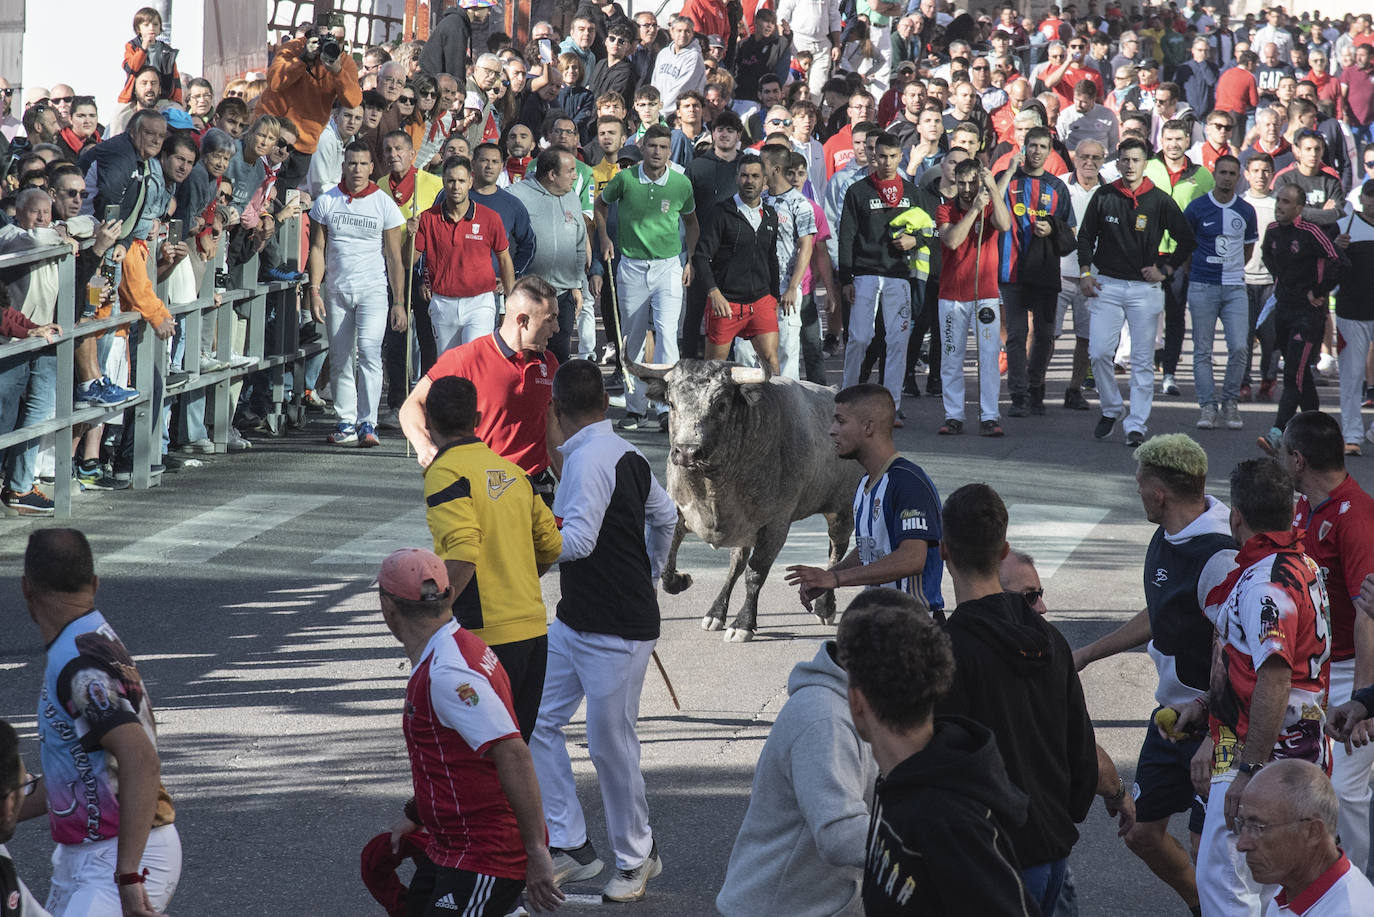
[862,716,1036,917]
[716,642,877,917]
[937,591,1098,868]
[506,176,588,294]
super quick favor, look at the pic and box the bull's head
[628,360,770,470]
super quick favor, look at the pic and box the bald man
[1236,759,1374,912]
[785,383,945,617]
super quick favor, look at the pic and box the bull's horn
[730,367,767,385]
[626,360,675,380]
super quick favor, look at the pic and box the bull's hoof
[662,572,693,595]
[701,615,726,631]
[725,627,757,643]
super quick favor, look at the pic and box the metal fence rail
[0,213,321,518]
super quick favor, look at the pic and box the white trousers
[324,286,388,427]
[1196,773,1273,917]
[868,23,892,93]
[618,257,682,417]
[47,824,181,916]
[1337,317,1374,445]
[939,298,1002,423]
[842,275,911,410]
[1088,277,1164,435]
[1330,658,1374,873]
[429,291,497,353]
[529,618,656,870]
[776,302,803,380]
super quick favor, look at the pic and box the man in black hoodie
[837,588,1037,916]
[936,483,1099,917]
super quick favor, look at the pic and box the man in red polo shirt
[415,155,515,353]
[1279,411,1374,875]
[400,274,563,502]
[822,90,876,179]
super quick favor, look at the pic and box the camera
[308,26,342,66]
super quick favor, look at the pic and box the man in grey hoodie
[715,596,880,916]
[508,148,589,363]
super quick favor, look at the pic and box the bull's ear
[626,360,673,405]
[640,376,670,404]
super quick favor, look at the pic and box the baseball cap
[460,0,500,8]
[375,547,451,601]
[1137,58,1159,70]
[164,108,194,130]
[23,87,49,107]
[617,143,644,165]
[898,60,918,75]
[708,33,725,47]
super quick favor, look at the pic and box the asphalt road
[2,344,1371,917]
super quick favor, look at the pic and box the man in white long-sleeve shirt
[528,359,677,904]
[650,15,707,113]
[304,101,364,198]
[777,0,843,97]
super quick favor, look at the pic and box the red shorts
[705,294,779,344]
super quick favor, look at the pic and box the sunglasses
[767,117,793,126]
[971,64,990,70]
[218,192,234,202]
[418,89,436,97]
[398,96,416,104]
[50,95,73,104]
[1022,588,1045,603]
[0,88,12,97]
[56,187,87,199]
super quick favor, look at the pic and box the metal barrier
[0,213,323,518]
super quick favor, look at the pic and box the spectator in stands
[55,96,101,164]
[651,14,707,113]
[118,7,182,106]
[22,104,59,150]
[109,67,167,136]
[305,101,364,198]
[420,0,496,87]
[1058,80,1118,154]
[213,96,250,140]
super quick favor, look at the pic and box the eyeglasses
[551,126,577,136]
[18,774,40,797]
[56,187,87,200]
[1069,43,1086,49]
[1232,816,1313,838]
[971,64,990,70]
[1365,159,1374,168]
[418,89,436,97]
[1022,588,1045,603]
[767,117,793,126]
[638,21,657,29]
[607,35,630,44]
[398,96,416,104]
[0,88,12,97]
[218,191,234,203]
[50,95,73,105]
[1209,121,1232,129]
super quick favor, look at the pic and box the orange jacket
[256,37,363,154]
[118,39,183,105]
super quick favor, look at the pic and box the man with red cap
[376,546,564,916]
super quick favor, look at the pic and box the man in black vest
[1073,433,1238,917]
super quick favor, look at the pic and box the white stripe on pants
[938,298,1002,423]
[429,291,498,353]
[529,618,656,870]
[617,256,682,417]
[1329,658,1374,873]
[842,275,911,410]
[324,286,388,427]
[1196,772,1272,917]
[1337,316,1374,445]
[47,824,181,916]
[1088,277,1163,435]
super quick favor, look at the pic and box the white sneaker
[1196,404,1218,429]
[602,842,662,902]
[1222,401,1243,430]
[550,840,603,886]
[1161,374,1181,396]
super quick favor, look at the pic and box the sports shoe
[1063,389,1090,411]
[160,453,185,472]
[1346,443,1363,457]
[1258,426,1282,455]
[1028,386,1046,416]
[200,352,232,372]
[76,461,130,491]
[227,427,253,451]
[166,371,190,388]
[1258,379,1276,402]
[1082,370,1096,392]
[1007,399,1029,418]
[1222,401,1243,430]
[657,412,670,432]
[902,376,921,397]
[357,422,380,447]
[924,378,941,396]
[1161,374,1181,396]
[1126,430,1145,448]
[550,840,604,886]
[76,376,140,407]
[1240,382,1253,401]
[263,265,307,284]
[327,423,358,445]
[980,419,1005,437]
[937,418,963,435]
[302,389,328,409]
[376,409,402,431]
[180,438,216,454]
[618,413,643,431]
[1196,404,1218,429]
[1094,415,1117,440]
[228,352,257,369]
[2,486,53,515]
[602,841,662,903]
[1367,427,1374,447]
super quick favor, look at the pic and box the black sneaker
[1064,389,1091,411]
[1126,430,1145,448]
[925,379,942,396]
[2,486,53,515]
[1007,399,1029,418]
[902,376,921,397]
[77,461,130,491]
[980,419,1005,437]
[618,413,643,431]
[1094,415,1117,440]
[937,418,963,435]
[1028,386,1046,416]
[161,454,185,472]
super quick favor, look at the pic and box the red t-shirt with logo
[936,200,1001,301]
[428,333,558,474]
[1294,475,1374,661]
[414,199,509,298]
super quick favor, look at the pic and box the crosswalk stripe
[103,494,338,566]
[313,506,430,566]
[1007,503,1110,579]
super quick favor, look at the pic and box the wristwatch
[1236,761,1264,776]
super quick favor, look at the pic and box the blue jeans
[1189,283,1249,407]
[1022,857,1067,917]
[4,351,55,492]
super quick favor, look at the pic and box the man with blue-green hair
[1072,433,1238,916]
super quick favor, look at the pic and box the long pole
[404,218,417,458]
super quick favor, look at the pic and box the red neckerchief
[60,126,97,152]
[1110,176,1158,204]
[506,155,532,181]
[387,167,417,206]
[343,181,382,203]
[869,173,904,207]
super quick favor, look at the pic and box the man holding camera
[258,18,363,186]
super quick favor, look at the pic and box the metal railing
[0,213,323,518]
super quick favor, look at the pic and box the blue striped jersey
[1185,192,1258,286]
[853,457,945,612]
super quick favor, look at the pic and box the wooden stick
[651,649,680,711]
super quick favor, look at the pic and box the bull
[629,360,863,642]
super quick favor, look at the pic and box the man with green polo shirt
[596,123,700,431]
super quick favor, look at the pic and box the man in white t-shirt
[1236,759,1374,916]
[308,141,407,447]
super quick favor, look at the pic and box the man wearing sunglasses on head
[1073,434,1238,917]
[0,78,20,142]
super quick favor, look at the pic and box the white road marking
[1007,503,1110,579]
[313,506,429,565]
[103,494,338,566]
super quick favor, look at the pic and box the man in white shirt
[306,101,365,198]
[777,0,843,96]
[650,15,707,114]
[307,141,408,447]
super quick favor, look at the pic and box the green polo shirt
[600,164,696,260]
